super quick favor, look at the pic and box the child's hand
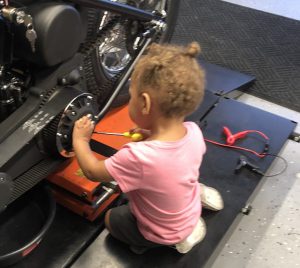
[129,127,151,141]
[73,115,95,143]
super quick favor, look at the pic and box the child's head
[129,42,205,124]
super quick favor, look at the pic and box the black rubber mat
[172,0,300,112]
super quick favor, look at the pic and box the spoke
[99,11,109,30]
[115,52,121,65]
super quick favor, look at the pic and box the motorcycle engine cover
[0,173,13,212]
[14,3,83,66]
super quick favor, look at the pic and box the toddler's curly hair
[131,42,205,118]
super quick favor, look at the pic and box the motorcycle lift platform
[3,62,296,268]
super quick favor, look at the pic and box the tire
[82,1,180,108]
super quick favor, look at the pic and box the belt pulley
[55,93,98,157]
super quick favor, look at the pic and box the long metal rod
[95,37,152,121]
[70,0,160,21]
[93,131,123,136]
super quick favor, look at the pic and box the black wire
[258,153,288,177]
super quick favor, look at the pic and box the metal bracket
[289,131,300,142]
[241,203,252,215]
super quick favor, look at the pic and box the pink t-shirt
[105,121,206,245]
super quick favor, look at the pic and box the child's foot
[200,183,224,211]
[175,217,206,254]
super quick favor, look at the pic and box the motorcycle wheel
[82,0,180,108]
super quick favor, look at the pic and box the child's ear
[141,92,151,115]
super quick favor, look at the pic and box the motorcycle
[0,0,179,212]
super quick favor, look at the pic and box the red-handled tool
[205,126,270,158]
[223,126,249,145]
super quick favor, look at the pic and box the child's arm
[72,115,114,183]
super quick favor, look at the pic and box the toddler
[72,42,224,254]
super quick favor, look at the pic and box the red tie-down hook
[203,126,270,157]
[223,126,251,145]
[222,126,270,153]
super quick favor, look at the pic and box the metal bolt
[161,10,167,18]
[241,204,252,215]
[79,66,83,71]
[63,134,68,139]
[57,133,62,137]
[80,192,88,199]
[61,78,67,85]
[15,11,25,24]
[71,111,76,116]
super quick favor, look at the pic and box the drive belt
[0,87,83,167]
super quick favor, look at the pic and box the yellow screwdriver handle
[123,132,144,142]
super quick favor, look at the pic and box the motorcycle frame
[69,0,166,119]
[70,0,161,22]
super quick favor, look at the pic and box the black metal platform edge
[185,89,220,123]
[200,59,255,96]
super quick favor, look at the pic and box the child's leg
[105,204,161,253]
[199,183,224,211]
